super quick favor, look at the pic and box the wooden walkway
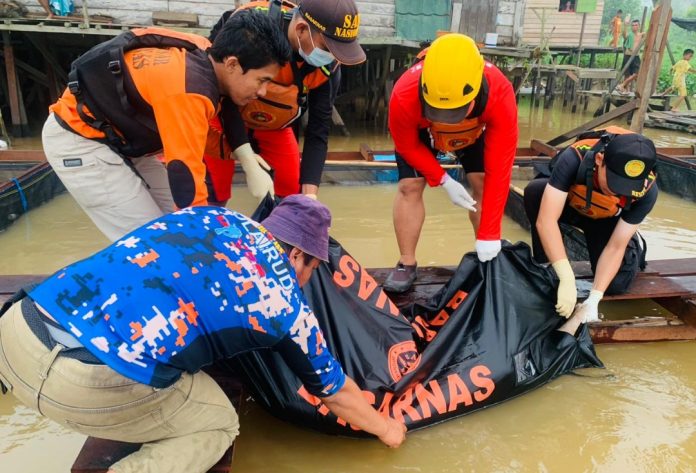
[646,111,696,134]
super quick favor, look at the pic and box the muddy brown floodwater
[2,96,696,472]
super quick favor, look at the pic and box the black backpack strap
[636,231,647,271]
[0,284,37,318]
[268,0,284,25]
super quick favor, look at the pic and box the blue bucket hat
[261,195,331,261]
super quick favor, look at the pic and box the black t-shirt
[548,147,658,225]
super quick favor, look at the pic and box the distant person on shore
[662,49,695,111]
[0,196,406,473]
[609,9,623,48]
[37,0,73,18]
[383,33,518,293]
[523,128,658,321]
[42,11,290,242]
[617,19,643,94]
[204,0,366,205]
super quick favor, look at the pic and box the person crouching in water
[523,129,658,323]
[0,196,406,473]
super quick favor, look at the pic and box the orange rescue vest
[565,126,656,219]
[65,27,212,157]
[236,0,334,130]
[429,118,485,152]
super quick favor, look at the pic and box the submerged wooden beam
[589,316,696,343]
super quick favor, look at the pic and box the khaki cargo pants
[0,302,239,473]
[42,113,175,242]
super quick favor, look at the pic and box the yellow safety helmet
[421,33,484,123]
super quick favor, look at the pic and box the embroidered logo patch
[624,160,645,177]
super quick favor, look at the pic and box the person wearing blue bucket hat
[0,196,405,473]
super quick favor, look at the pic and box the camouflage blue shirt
[30,207,346,395]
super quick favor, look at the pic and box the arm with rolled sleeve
[477,69,518,241]
[276,302,406,447]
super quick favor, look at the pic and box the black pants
[523,178,645,295]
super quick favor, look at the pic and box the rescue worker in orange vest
[42,10,291,241]
[523,129,658,324]
[204,0,366,204]
[383,33,518,293]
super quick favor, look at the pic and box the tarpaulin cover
[229,198,603,435]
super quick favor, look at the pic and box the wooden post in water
[576,12,587,67]
[2,31,21,137]
[631,0,672,133]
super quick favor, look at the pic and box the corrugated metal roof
[395,0,452,42]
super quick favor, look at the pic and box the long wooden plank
[547,99,640,146]
[2,147,692,165]
[4,260,696,305]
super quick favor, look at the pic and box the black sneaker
[383,262,417,293]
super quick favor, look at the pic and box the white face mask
[296,27,335,67]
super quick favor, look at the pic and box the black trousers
[523,178,645,295]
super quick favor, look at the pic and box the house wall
[521,0,606,46]
[496,0,525,45]
[24,0,397,36]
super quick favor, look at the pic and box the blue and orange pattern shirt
[29,207,346,395]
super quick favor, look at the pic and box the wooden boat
[0,159,65,232]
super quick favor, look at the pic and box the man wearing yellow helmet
[384,33,518,293]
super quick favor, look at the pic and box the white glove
[476,239,501,262]
[551,258,577,318]
[234,143,274,201]
[441,174,477,211]
[572,289,604,323]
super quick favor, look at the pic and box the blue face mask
[296,28,335,67]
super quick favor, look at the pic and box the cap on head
[297,0,366,65]
[603,134,657,197]
[261,194,332,262]
[421,33,484,124]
